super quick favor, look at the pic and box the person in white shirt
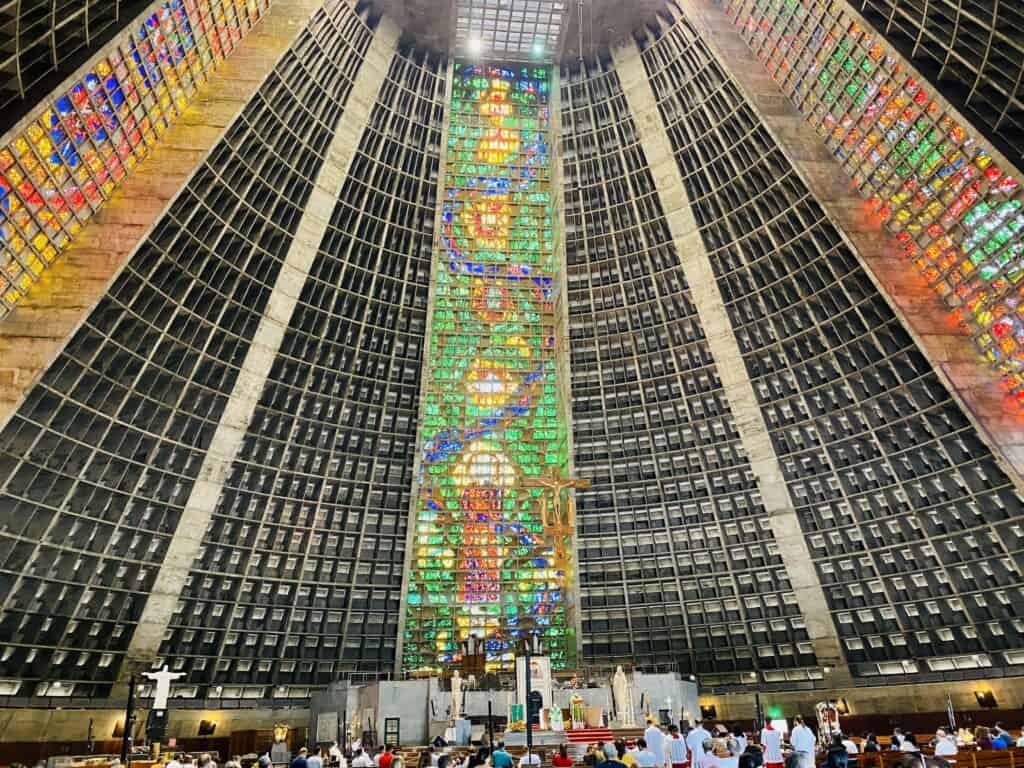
[789,716,816,768]
[760,724,784,768]
[518,751,541,768]
[841,737,858,756]
[898,734,920,753]
[694,740,721,768]
[1016,726,1024,748]
[934,731,958,758]
[731,727,748,755]
[637,740,659,768]
[666,724,690,768]
[646,721,668,768]
[167,756,184,768]
[308,750,325,768]
[353,751,374,768]
[687,721,713,767]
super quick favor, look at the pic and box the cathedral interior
[0,0,1023,751]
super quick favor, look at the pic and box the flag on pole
[946,691,956,732]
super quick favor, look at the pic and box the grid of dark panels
[638,4,1024,682]
[560,57,820,685]
[157,44,443,690]
[454,0,564,60]
[0,0,143,129]
[854,0,1024,165]
[0,2,374,698]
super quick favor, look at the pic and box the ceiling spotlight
[468,37,482,55]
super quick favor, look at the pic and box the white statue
[612,666,636,727]
[142,665,186,710]
[451,670,463,721]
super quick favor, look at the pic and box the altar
[309,671,698,747]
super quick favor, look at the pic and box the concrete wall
[634,674,700,724]
[698,677,1024,721]
[0,706,311,743]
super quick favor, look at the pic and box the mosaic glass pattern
[401,62,575,674]
[0,0,267,318]
[727,0,1024,402]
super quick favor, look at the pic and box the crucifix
[521,468,590,527]
[142,665,186,711]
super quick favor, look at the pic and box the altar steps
[564,727,613,744]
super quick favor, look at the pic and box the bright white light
[532,40,544,57]
[468,36,483,54]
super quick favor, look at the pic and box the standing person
[491,744,514,768]
[732,727,748,755]
[292,750,311,768]
[380,748,395,768]
[688,722,712,768]
[553,746,574,768]
[666,725,689,768]
[308,750,324,768]
[759,723,783,768]
[646,720,667,768]
[789,717,816,768]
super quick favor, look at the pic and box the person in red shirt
[379,747,395,768]
[553,745,574,767]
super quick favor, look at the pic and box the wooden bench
[846,749,1024,768]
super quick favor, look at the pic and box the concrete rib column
[115,15,401,688]
[610,39,853,688]
[0,0,331,431]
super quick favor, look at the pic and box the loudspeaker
[198,719,217,736]
[700,705,717,721]
[974,691,997,709]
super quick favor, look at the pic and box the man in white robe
[789,717,816,768]
[646,720,668,768]
[687,721,712,767]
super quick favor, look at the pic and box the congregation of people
[176,718,1023,768]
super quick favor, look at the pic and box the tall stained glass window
[401,62,577,674]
